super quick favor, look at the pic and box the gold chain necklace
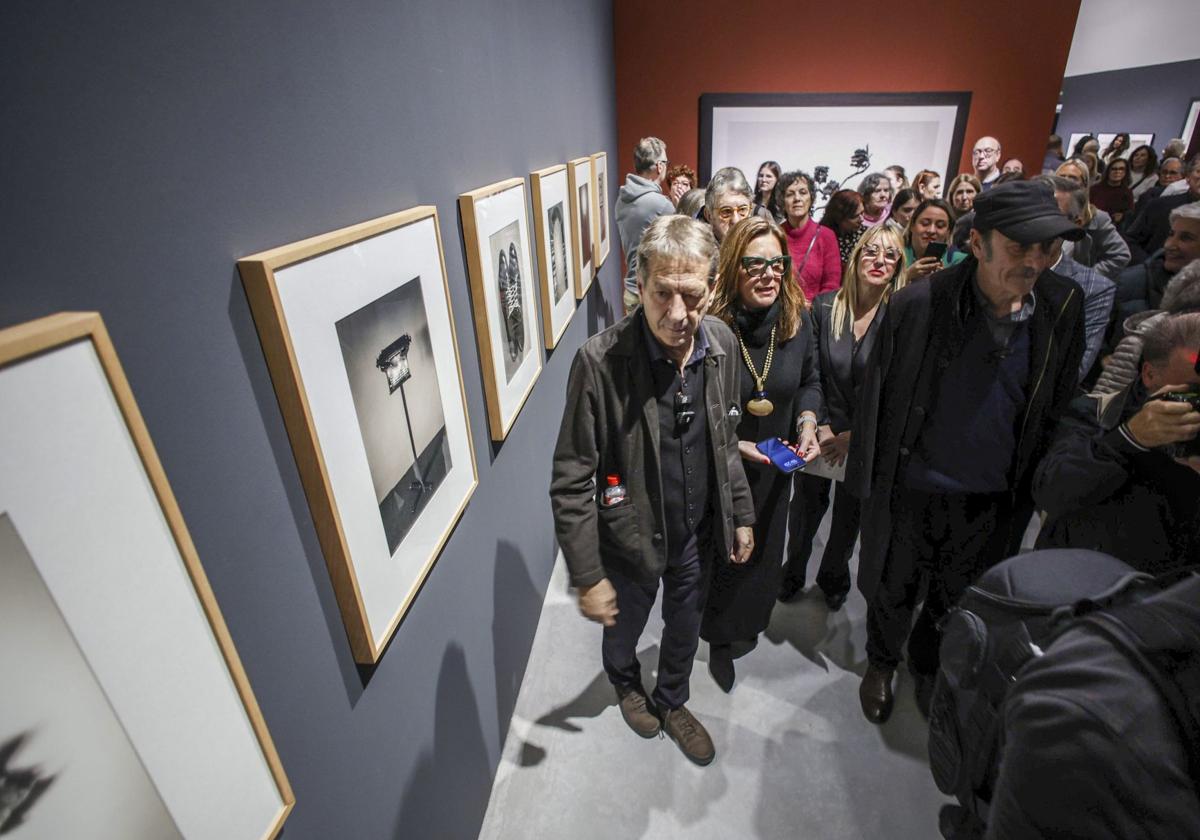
[734,324,776,416]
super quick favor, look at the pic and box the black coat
[1033,381,1200,573]
[809,289,886,433]
[846,257,1085,599]
[1126,190,1198,261]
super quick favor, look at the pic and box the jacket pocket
[597,502,642,561]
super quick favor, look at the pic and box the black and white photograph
[487,221,532,382]
[336,280,450,555]
[0,512,184,840]
[549,202,568,303]
[598,178,607,244]
[578,182,592,263]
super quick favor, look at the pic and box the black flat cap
[971,180,1086,244]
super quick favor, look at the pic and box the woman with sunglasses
[701,216,823,690]
[781,225,907,607]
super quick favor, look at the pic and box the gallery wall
[1056,58,1200,159]
[1,0,620,837]
[613,0,1080,194]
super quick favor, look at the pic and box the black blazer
[810,289,885,434]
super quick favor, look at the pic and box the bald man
[972,136,1002,190]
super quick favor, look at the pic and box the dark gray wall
[1,1,622,837]
[1057,58,1200,156]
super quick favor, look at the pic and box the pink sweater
[783,219,842,302]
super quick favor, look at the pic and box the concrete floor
[479,508,968,840]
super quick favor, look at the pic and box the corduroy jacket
[550,312,755,588]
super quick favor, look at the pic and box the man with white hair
[551,214,754,766]
[616,136,676,313]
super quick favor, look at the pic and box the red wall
[614,0,1080,185]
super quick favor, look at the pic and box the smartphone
[756,437,805,473]
[925,241,948,261]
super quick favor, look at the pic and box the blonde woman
[781,225,907,607]
[701,216,822,689]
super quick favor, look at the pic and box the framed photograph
[530,164,578,348]
[1066,132,1094,156]
[1182,98,1200,157]
[699,92,972,207]
[589,152,612,267]
[459,177,543,441]
[567,156,595,298]
[0,312,294,838]
[239,206,478,663]
[1096,133,1154,157]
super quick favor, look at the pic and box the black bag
[927,549,1148,838]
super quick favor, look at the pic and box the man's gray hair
[1036,174,1088,219]
[1161,258,1200,313]
[636,215,719,287]
[704,167,753,216]
[634,137,667,174]
[1141,311,1200,367]
[1169,201,1200,226]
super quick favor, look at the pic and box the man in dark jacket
[846,180,1087,723]
[615,136,676,313]
[550,214,754,765]
[1034,312,1200,571]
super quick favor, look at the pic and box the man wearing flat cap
[846,180,1087,723]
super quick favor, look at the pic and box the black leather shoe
[777,575,805,603]
[822,589,848,611]
[859,663,895,724]
[708,644,735,693]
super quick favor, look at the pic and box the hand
[730,525,754,565]
[795,425,821,462]
[577,578,618,627]
[1125,385,1200,448]
[739,439,771,464]
[905,256,942,282]
[670,180,689,205]
[819,430,852,466]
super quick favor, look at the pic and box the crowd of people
[551,133,1200,825]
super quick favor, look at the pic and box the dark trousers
[601,533,710,710]
[783,473,858,597]
[865,489,1014,676]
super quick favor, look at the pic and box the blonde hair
[709,216,804,341]
[1055,159,1097,224]
[830,225,906,342]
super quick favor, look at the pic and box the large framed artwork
[699,92,972,207]
[1096,133,1155,157]
[1182,98,1200,158]
[0,312,294,839]
[567,156,596,298]
[238,206,478,664]
[589,151,612,267]
[459,177,543,441]
[530,164,578,348]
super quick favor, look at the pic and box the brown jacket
[550,312,755,588]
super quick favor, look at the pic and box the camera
[1155,388,1200,457]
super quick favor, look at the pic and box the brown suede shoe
[660,705,715,765]
[859,663,895,724]
[615,685,660,738]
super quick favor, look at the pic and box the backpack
[926,549,1150,838]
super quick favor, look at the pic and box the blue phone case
[756,437,805,473]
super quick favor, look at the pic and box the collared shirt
[972,273,1036,347]
[640,311,712,558]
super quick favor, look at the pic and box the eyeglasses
[860,245,902,263]
[716,204,752,222]
[741,255,792,277]
[972,148,999,157]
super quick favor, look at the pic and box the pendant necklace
[734,323,776,416]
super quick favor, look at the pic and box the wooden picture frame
[0,312,294,838]
[567,156,596,298]
[459,177,543,440]
[238,206,478,663]
[530,164,579,348]
[589,151,611,267]
[1182,98,1200,159]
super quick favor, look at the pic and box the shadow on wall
[227,271,368,707]
[394,644,492,839]
[492,540,548,748]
